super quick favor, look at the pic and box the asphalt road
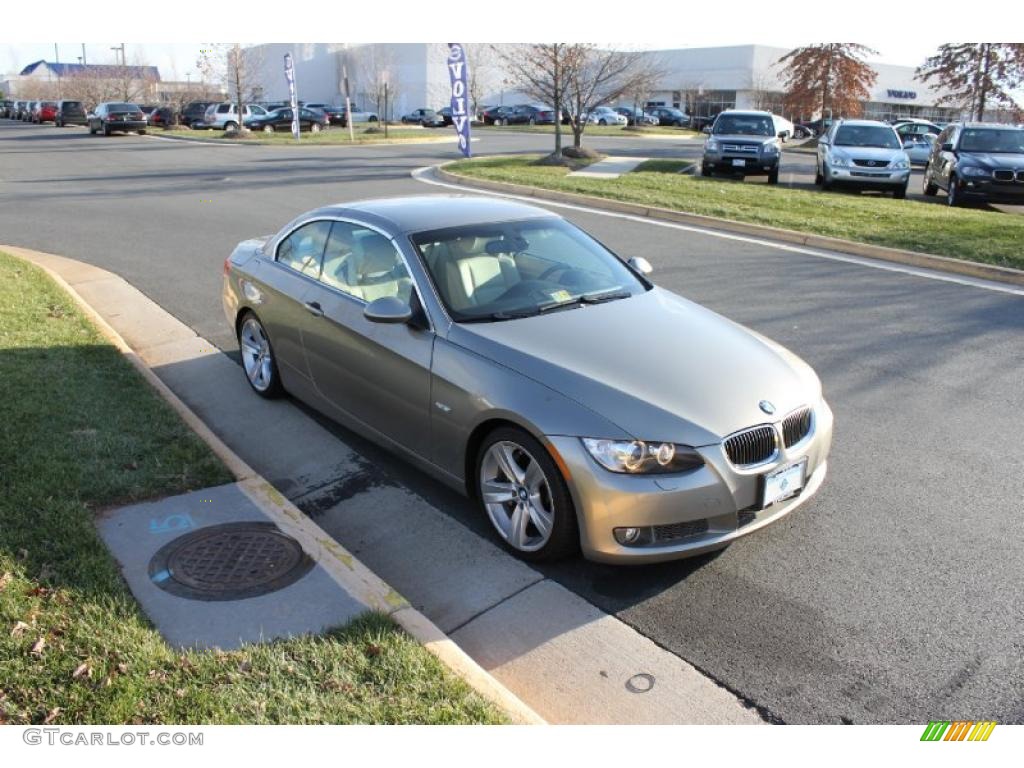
[2,120,1022,724]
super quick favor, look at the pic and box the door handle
[304,301,324,317]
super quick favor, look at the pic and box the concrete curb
[3,245,546,726]
[434,163,1024,288]
[141,132,460,148]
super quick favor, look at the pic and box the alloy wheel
[239,317,275,393]
[479,441,555,552]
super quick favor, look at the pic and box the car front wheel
[947,177,961,207]
[922,168,938,196]
[894,184,907,199]
[311,122,321,133]
[476,427,578,561]
[238,313,285,398]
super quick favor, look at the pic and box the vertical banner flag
[284,53,300,140]
[446,44,471,157]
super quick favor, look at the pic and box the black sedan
[88,103,147,136]
[481,106,517,126]
[508,105,559,125]
[401,108,446,127]
[248,107,329,134]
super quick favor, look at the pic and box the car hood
[958,152,1024,169]
[711,133,774,145]
[830,146,904,161]
[448,288,821,446]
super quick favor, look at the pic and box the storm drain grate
[149,522,313,601]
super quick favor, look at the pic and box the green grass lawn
[476,123,701,139]
[447,155,1024,270]
[0,252,505,725]
[151,126,451,145]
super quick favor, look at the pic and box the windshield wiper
[580,289,632,304]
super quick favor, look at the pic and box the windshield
[714,115,773,136]
[959,128,1024,154]
[411,218,647,322]
[834,125,901,149]
[108,104,139,112]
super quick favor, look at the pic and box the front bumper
[705,152,779,175]
[957,177,1024,202]
[549,398,833,564]
[104,120,148,132]
[827,167,909,189]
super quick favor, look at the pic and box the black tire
[814,163,824,185]
[237,312,285,399]
[599,119,607,126]
[103,124,111,136]
[821,167,833,191]
[946,177,960,207]
[138,129,146,136]
[893,184,907,200]
[89,123,96,135]
[767,167,779,185]
[701,163,712,177]
[224,121,238,131]
[475,426,579,562]
[922,168,938,196]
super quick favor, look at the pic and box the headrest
[359,235,397,276]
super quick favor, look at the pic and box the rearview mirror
[364,296,413,324]
[628,256,653,276]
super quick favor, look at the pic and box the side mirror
[628,256,653,276]
[702,126,711,134]
[818,136,829,146]
[941,142,954,152]
[778,131,787,139]
[364,296,413,324]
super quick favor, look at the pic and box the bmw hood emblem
[759,400,776,415]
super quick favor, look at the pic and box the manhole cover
[149,522,313,601]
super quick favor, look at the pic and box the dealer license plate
[731,158,746,167]
[762,459,807,508]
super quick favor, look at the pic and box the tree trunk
[976,44,991,121]
[553,46,562,157]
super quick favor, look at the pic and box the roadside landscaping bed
[447,155,1024,270]
[0,251,505,725]
[150,126,449,145]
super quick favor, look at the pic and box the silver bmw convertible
[222,196,832,564]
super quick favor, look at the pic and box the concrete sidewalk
[568,156,648,179]
[6,245,763,725]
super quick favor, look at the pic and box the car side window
[318,223,412,304]
[276,220,332,278]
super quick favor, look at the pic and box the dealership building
[641,45,962,123]
[241,43,966,123]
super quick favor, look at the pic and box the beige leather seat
[438,237,520,310]
[353,234,412,303]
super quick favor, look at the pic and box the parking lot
[2,119,1022,723]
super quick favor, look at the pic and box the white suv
[199,103,269,130]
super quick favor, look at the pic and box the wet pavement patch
[97,482,368,649]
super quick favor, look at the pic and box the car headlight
[829,154,849,167]
[959,165,989,177]
[581,438,705,474]
[890,159,910,170]
[762,142,779,154]
[706,139,720,152]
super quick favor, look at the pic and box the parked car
[179,101,214,128]
[901,133,936,166]
[31,101,58,124]
[892,118,941,134]
[54,100,88,127]
[481,105,517,126]
[506,104,559,125]
[88,102,148,136]
[139,105,160,123]
[701,110,783,184]
[922,122,1024,207]
[332,104,379,126]
[586,106,628,126]
[647,107,689,127]
[248,107,330,134]
[222,196,832,563]
[148,106,177,127]
[199,102,269,131]
[0,100,13,118]
[401,108,445,127]
[797,117,833,137]
[302,104,347,126]
[816,119,910,198]
[21,101,37,121]
[615,107,658,126]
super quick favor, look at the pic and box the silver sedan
[222,196,833,563]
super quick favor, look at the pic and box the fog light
[614,527,642,545]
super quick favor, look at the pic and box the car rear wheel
[528,117,536,126]
[137,129,146,135]
[238,313,285,399]
[103,124,111,136]
[262,125,274,134]
[224,121,238,131]
[922,169,938,196]
[701,163,712,177]
[476,427,578,561]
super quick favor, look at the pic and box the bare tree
[197,44,264,131]
[495,43,578,156]
[917,44,1024,121]
[465,43,503,119]
[748,68,781,112]
[352,44,401,121]
[561,46,664,148]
